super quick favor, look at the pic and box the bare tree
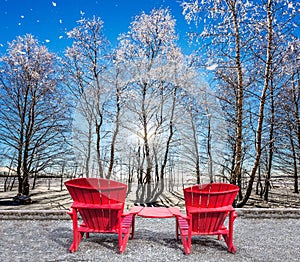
[105,59,127,179]
[116,8,192,203]
[64,16,110,178]
[237,0,299,206]
[182,0,246,186]
[181,0,299,207]
[275,38,300,194]
[0,34,70,195]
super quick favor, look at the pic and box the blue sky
[0,0,194,55]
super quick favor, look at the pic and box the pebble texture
[0,215,299,261]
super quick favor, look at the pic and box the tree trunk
[149,87,176,203]
[95,119,104,178]
[288,124,298,193]
[230,1,244,185]
[189,111,201,184]
[292,72,300,194]
[264,78,275,201]
[206,114,213,183]
[107,84,121,179]
[141,83,152,200]
[85,120,92,178]
[237,0,273,207]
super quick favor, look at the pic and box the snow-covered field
[1,176,299,210]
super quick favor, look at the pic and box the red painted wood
[130,207,181,218]
[65,178,133,253]
[177,183,239,255]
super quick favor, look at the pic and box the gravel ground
[0,216,299,262]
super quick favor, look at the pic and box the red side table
[128,206,183,239]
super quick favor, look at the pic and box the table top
[129,206,182,218]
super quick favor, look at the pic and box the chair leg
[69,232,83,252]
[223,211,237,253]
[119,214,134,253]
[131,215,136,239]
[181,235,191,255]
[177,217,191,255]
[119,230,131,253]
[68,208,84,252]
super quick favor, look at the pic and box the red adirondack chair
[176,183,239,254]
[65,178,133,253]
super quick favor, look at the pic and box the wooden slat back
[65,178,127,231]
[184,183,239,208]
[191,212,228,233]
[80,208,121,232]
[184,183,239,234]
[65,178,127,205]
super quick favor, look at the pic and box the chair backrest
[184,183,239,208]
[183,183,239,234]
[65,178,127,205]
[65,178,127,231]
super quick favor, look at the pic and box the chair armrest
[71,202,123,210]
[121,212,133,217]
[233,210,238,218]
[187,205,235,214]
[168,207,186,218]
[128,206,144,215]
[67,207,73,215]
[173,211,189,220]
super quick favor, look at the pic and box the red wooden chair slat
[176,183,239,254]
[65,178,133,253]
